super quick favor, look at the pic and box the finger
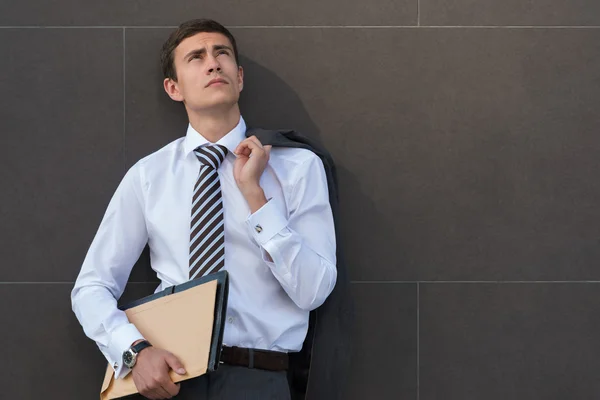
[161,379,181,397]
[264,145,272,158]
[141,387,160,400]
[235,139,263,158]
[148,370,173,399]
[235,137,262,153]
[248,135,263,148]
[234,142,252,157]
[233,139,251,156]
[137,380,159,400]
[164,352,186,375]
[153,384,172,399]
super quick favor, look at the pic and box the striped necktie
[189,144,228,280]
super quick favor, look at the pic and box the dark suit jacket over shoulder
[247,127,354,400]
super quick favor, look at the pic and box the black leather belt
[220,346,289,371]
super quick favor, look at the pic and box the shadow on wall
[238,56,396,283]
[238,56,321,135]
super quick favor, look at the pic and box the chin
[190,98,238,112]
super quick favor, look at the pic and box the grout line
[0,281,158,284]
[160,25,600,29]
[417,282,420,400]
[1,25,600,29]
[0,26,126,29]
[351,280,600,284]
[8,280,597,284]
[417,0,421,27]
[0,282,77,284]
[122,27,126,172]
[121,27,127,173]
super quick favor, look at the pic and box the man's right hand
[131,345,186,399]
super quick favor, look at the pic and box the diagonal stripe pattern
[189,144,228,279]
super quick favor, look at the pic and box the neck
[187,104,242,143]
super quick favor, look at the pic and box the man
[71,19,338,399]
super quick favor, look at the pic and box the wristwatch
[122,340,152,369]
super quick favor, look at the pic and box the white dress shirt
[71,116,337,379]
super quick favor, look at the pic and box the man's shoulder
[249,127,324,169]
[268,147,327,194]
[134,136,185,170]
[270,145,320,168]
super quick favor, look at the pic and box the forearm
[71,163,148,378]
[238,149,337,311]
[262,228,337,310]
[242,186,269,214]
[71,284,144,378]
[246,198,337,311]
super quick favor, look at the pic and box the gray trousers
[174,365,291,400]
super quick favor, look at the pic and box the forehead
[175,32,233,58]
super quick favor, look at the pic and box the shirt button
[255,225,263,233]
[228,317,235,323]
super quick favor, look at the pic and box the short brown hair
[160,19,239,81]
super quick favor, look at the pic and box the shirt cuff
[108,323,145,379]
[246,198,288,246]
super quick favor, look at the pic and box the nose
[207,55,221,74]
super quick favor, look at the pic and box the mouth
[206,78,228,87]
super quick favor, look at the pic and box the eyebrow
[183,45,233,61]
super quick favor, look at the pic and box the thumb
[165,352,186,375]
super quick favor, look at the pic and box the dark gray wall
[1,1,599,399]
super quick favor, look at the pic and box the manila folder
[99,279,218,399]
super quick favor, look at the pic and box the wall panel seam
[1,25,600,29]
[123,27,126,172]
[417,282,420,400]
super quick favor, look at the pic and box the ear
[237,65,244,93]
[163,78,184,102]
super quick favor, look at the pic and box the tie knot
[194,145,228,169]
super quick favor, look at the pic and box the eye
[217,50,229,56]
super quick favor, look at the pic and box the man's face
[166,32,243,112]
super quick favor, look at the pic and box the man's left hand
[233,135,271,212]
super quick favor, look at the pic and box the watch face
[123,351,134,366]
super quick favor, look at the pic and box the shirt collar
[183,115,246,159]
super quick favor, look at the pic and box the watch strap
[132,340,152,354]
